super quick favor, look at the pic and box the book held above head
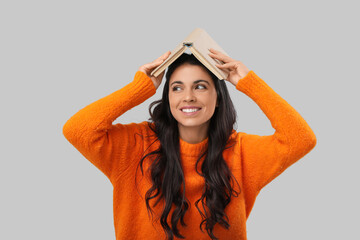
[151,27,230,80]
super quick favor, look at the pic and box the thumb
[156,69,166,83]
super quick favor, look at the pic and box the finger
[208,51,233,63]
[216,62,237,69]
[209,48,226,55]
[144,59,164,70]
[209,53,234,63]
[152,58,165,65]
[156,50,171,61]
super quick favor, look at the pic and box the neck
[178,121,209,144]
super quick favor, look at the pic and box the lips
[180,106,202,110]
[181,108,201,113]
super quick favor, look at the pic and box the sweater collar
[178,129,237,157]
[179,137,208,158]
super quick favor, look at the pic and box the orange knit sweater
[62,70,316,240]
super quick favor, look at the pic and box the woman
[63,49,317,240]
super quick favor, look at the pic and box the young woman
[63,48,317,240]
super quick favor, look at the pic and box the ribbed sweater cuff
[131,71,157,101]
[235,70,271,98]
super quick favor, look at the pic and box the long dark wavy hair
[136,53,241,240]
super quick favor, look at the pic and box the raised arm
[208,48,316,199]
[236,71,317,192]
[62,51,171,183]
[62,71,156,181]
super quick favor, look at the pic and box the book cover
[150,28,230,80]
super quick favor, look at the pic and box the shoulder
[229,129,248,142]
[224,129,241,150]
[225,129,251,154]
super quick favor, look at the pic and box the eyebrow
[170,80,210,86]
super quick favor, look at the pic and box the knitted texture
[63,70,316,240]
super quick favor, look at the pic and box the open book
[150,28,230,80]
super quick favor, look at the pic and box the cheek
[203,93,217,107]
[168,96,178,113]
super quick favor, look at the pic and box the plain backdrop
[1,0,359,239]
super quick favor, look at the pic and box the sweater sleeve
[236,71,317,194]
[62,71,157,183]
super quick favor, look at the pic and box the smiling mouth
[180,108,202,113]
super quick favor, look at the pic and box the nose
[183,89,196,102]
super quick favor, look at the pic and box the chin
[177,118,210,128]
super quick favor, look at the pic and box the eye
[196,84,207,90]
[172,86,181,91]
[171,84,207,92]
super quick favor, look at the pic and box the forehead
[169,64,213,84]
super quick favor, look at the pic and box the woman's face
[168,64,218,131]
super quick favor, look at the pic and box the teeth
[182,108,200,113]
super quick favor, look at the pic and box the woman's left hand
[208,48,250,86]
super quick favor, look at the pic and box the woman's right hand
[138,50,171,90]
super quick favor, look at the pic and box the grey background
[1,0,359,239]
